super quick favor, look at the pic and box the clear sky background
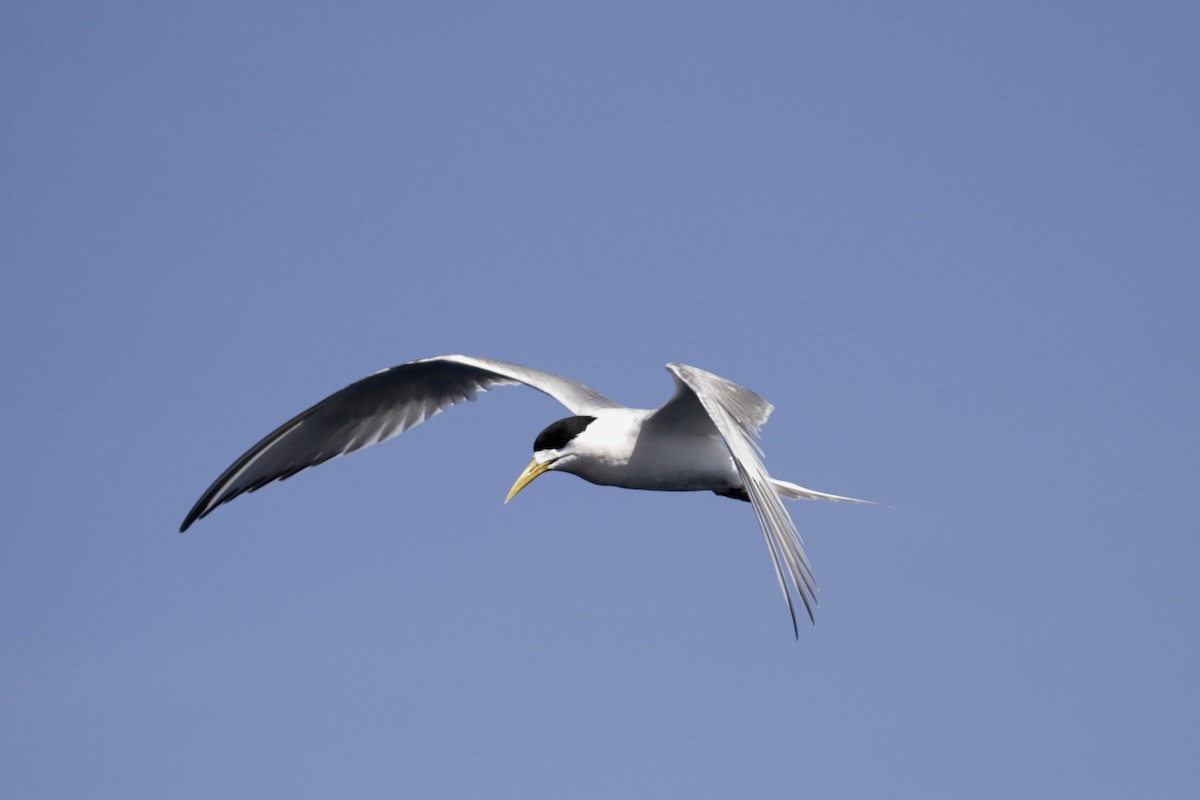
[3,2,1197,798]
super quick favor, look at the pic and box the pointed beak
[505,457,551,503]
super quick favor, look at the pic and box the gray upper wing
[652,363,815,637]
[180,355,620,532]
[645,362,773,437]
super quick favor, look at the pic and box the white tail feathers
[772,480,872,504]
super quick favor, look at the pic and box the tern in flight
[181,355,867,635]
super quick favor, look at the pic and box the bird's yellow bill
[505,458,550,503]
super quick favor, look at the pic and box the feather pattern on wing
[179,355,618,531]
[663,363,816,637]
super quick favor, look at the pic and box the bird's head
[504,415,597,502]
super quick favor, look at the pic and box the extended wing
[180,355,620,532]
[651,363,816,637]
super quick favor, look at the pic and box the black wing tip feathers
[179,509,201,533]
[179,498,215,533]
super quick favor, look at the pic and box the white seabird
[181,355,867,635]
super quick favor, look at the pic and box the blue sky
[3,2,1197,797]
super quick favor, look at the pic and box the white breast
[554,409,740,492]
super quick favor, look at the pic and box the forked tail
[772,480,872,504]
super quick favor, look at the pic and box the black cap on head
[533,415,596,452]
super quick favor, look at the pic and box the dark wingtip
[178,503,206,533]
